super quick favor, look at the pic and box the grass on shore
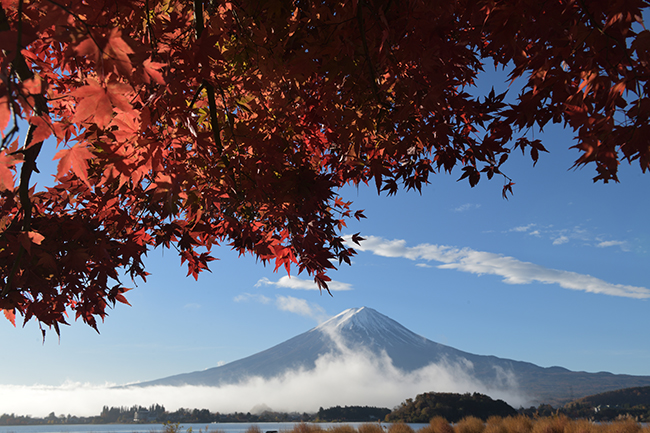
[219,415,650,433]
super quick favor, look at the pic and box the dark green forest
[315,406,391,422]
[0,404,379,425]
[561,386,650,421]
[385,392,517,423]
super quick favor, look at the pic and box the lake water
[0,423,428,433]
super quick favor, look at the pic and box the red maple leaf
[54,145,95,186]
[71,79,114,128]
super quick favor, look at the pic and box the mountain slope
[566,386,650,408]
[134,307,650,406]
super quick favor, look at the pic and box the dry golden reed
[245,426,263,433]
[532,415,572,433]
[602,417,641,433]
[387,423,415,433]
[286,415,645,433]
[357,424,386,433]
[564,419,604,433]
[500,416,534,433]
[484,416,508,433]
[419,416,454,433]
[328,425,358,433]
[287,424,325,433]
[455,416,486,433]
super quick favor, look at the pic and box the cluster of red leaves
[0,0,648,333]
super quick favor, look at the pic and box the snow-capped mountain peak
[316,306,429,347]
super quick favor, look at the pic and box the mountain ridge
[133,307,650,407]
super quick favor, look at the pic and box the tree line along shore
[4,389,650,426]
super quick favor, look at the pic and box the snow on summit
[316,306,429,347]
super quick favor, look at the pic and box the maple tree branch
[144,0,159,53]
[191,0,225,157]
[0,87,20,151]
[193,0,204,38]
[217,85,238,149]
[356,1,383,110]
[0,6,50,298]
[204,80,223,154]
[188,81,206,109]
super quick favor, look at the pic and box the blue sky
[1,70,649,417]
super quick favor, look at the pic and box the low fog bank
[0,341,529,418]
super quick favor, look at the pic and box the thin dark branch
[194,0,204,38]
[192,0,225,158]
[145,0,159,53]
[356,1,382,108]
[0,6,50,298]
[188,81,206,109]
[204,80,223,154]
[217,85,238,150]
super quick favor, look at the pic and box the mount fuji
[134,307,650,407]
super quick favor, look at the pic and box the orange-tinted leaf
[143,58,166,85]
[54,145,95,186]
[106,82,134,112]
[0,96,11,133]
[105,28,134,76]
[18,230,45,254]
[0,146,19,191]
[75,36,99,60]
[22,74,42,95]
[3,309,15,327]
[27,230,44,245]
[71,79,113,128]
[29,116,53,145]
[0,163,14,191]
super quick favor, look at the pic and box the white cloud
[597,240,626,248]
[553,236,569,245]
[453,203,481,212]
[255,275,353,291]
[347,235,650,299]
[275,295,329,323]
[233,293,271,304]
[0,332,529,417]
[235,292,329,323]
[510,224,536,232]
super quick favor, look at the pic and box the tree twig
[0,5,50,298]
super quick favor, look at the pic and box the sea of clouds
[0,330,529,418]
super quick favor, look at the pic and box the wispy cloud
[510,224,536,232]
[453,203,481,212]
[255,275,353,291]
[597,240,626,249]
[233,293,271,304]
[347,235,650,299]
[506,223,631,250]
[235,292,328,323]
[276,295,329,323]
[553,236,569,245]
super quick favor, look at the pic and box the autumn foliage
[0,0,648,333]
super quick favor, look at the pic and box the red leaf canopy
[0,0,648,333]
